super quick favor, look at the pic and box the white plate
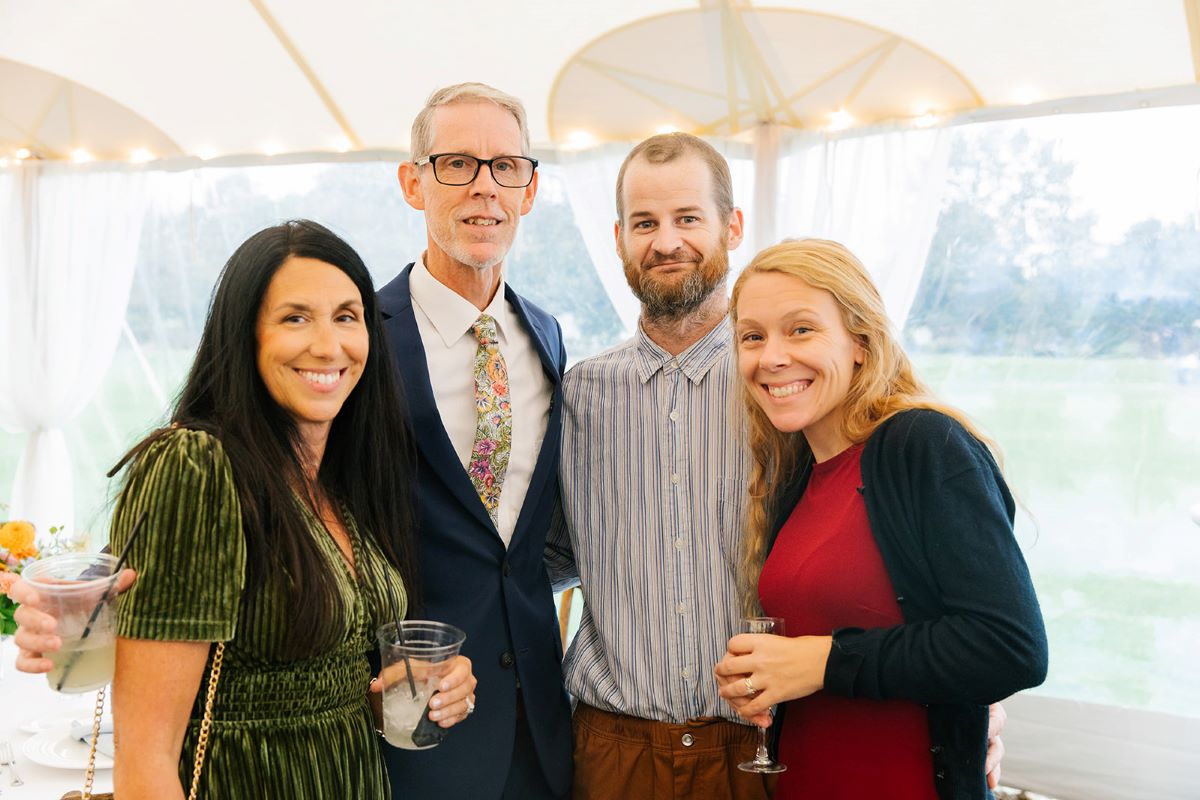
[22,726,114,770]
[19,710,88,735]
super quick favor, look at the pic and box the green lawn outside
[914,353,1200,716]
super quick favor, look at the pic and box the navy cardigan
[767,409,1048,800]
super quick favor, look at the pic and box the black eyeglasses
[415,153,538,188]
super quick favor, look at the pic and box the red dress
[758,443,937,799]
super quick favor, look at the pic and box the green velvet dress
[109,429,403,799]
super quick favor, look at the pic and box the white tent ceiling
[1,0,1198,161]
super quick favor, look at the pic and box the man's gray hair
[410,83,531,160]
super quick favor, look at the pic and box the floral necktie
[467,314,511,523]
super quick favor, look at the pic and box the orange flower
[0,520,37,560]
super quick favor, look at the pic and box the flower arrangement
[0,517,45,636]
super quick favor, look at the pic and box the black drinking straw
[383,570,417,699]
[55,510,149,691]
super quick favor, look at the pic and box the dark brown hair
[113,220,420,656]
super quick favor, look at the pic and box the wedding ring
[744,677,757,696]
[465,697,476,716]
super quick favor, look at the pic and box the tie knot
[472,314,499,346]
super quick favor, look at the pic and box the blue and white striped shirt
[548,317,751,724]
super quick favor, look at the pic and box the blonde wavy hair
[730,238,1000,613]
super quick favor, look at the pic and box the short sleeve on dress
[111,429,247,642]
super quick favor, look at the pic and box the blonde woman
[715,239,1047,800]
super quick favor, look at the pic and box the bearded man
[545,133,770,800]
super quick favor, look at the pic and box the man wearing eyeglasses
[376,83,572,800]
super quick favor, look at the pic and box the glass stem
[756,725,771,763]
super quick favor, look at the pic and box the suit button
[935,769,946,780]
[499,651,515,668]
[502,560,511,577]
[929,745,943,755]
[681,733,694,747]
[896,595,906,603]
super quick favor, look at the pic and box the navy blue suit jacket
[376,264,572,799]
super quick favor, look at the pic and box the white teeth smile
[464,217,499,226]
[767,381,809,398]
[299,370,340,386]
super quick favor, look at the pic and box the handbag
[60,641,226,800]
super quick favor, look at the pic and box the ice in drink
[382,672,438,749]
[376,621,466,751]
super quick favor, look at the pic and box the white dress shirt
[408,256,552,547]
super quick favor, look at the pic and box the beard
[621,236,730,322]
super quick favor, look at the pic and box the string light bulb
[566,130,596,149]
[1013,88,1040,105]
[829,109,855,131]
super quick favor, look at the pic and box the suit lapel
[504,286,563,544]
[380,265,496,534]
[505,285,561,390]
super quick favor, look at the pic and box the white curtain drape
[772,126,952,328]
[557,143,641,337]
[0,162,147,539]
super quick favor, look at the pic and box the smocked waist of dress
[193,645,374,724]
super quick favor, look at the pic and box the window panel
[906,108,1200,719]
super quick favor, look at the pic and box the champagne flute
[736,616,787,774]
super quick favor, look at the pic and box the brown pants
[572,702,776,800]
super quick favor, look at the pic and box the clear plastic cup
[22,552,120,693]
[376,620,466,750]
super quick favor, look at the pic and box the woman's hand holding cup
[11,568,137,674]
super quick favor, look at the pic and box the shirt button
[681,733,695,747]
[676,602,686,614]
[670,473,680,484]
[669,410,679,422]
[674,538,684,551]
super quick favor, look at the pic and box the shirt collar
[409,254,511,348]
[633,316,732,384]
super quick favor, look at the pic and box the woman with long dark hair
[715,239,1046,800]
[12,220,475,798]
